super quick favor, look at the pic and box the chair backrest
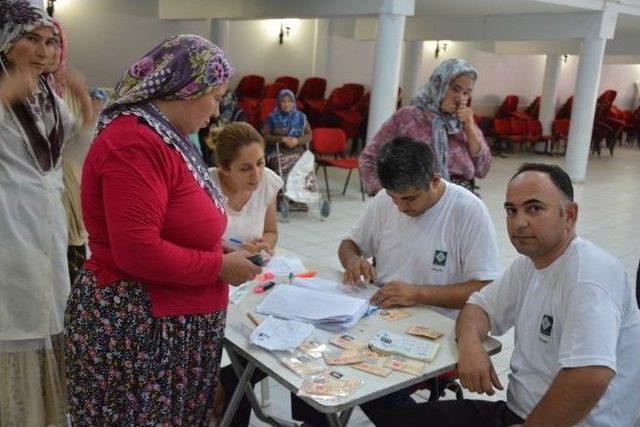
[299,77,327,101]
[275,76,300,94]
[524,96,541,120]
[556,96,573,120]
[355,92,371,117]
[325,87,353,112]
[312,128,348,155]
[493,118,511,135]
[258,98,277,127]
[235,75,265,99]
[495,95,519,118]
[552,119,570,137]
[598,89,617,105]
[261,83,287,99]
[526,119,542,136]
[342,83,365,105]
[509,119,528,136]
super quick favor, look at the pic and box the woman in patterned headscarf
[261,88,312,211]
[0,1,91,425]
[64,34,262,425]
[360,58,492,195]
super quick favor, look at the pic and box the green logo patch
[540,314,553,336]
[433,250,448,267]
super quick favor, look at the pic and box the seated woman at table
[209,121,282,255]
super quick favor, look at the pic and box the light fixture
[563,54,569,63]
[46,0,56,17]
[435,40,450,59]
[278,23,291,45]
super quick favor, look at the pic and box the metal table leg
[222,344,297,427]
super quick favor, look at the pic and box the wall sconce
[46,0,56,17]
[562,54,569,63]
[435,40,450,58]
[278,23,291,45]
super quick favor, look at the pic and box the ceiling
[413,0,590,16]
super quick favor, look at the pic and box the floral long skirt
[65,269,226,426]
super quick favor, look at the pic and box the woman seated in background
[261,88,311,211]
[209,121,282,255]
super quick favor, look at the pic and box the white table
[221,261,502,427]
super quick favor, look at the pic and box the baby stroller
[275,142,330,222]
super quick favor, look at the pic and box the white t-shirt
[209,167,283,243]
[468,238,640,426]
[348,181,501,318]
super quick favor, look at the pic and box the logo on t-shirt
[433,250,448,267]
[540,314,553,336]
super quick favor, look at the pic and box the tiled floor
[248,146,640,426]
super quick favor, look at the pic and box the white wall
[55,0,209,87]
[224,19,318,89]
[52,1,640,112]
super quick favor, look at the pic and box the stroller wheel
[320,200,331,218]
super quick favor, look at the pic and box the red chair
[299,77,327,112]
[236,75,265,127]
[257,98,277,128]
[260,83,287,100]
[341,83,365,106]
[275,76,300,94]
[235,75,265,102]
[495,95,519,119]
[556,96,573,120]
[311,128,364,201]
[308,86,353,128]
[551,119,570,155]
[525,120,552,153]
[524,96,541,120]
[508,119,528,149]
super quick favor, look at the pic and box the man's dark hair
[511,163,574,202]
[376,136,437,192]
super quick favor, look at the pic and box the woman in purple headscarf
[0,1,92,425]
[64,34,261,425]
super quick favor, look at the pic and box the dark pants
[291,388,417,426]
[370,399,524,427]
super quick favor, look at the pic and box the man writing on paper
[373,164,640,426]
[339,136,501,319]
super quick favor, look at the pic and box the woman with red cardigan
[64,34,261,426]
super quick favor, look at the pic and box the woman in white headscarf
[0,1,91,425]
[359,58,492,196]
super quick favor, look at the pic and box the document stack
[255,283,371,331]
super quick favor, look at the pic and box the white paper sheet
[249,316,315,351]
[264,255,307,276]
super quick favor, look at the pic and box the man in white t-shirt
[339,136,501,318]
[373,164,640,426]
[290,137,502,426]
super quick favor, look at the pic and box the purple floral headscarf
[0,0,57,55]
[98,34,234,213]
[110,34,233,105]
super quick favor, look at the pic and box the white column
[538,54,562,135]
[312,19,329,77]
[402,40,424,106]
[564,38,606,182]
[366,13,406,143]
[210,19,230,52]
